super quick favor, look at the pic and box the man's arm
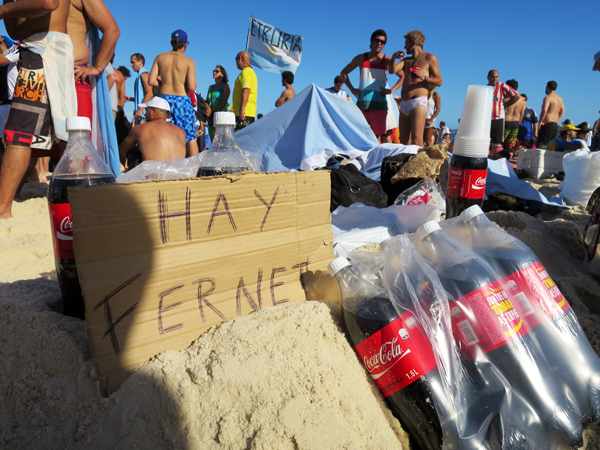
[422,54,442,87]
[539,97,548,124]
[380,64,403,96]
[239,88,250,120]
[119,128,139,165]
[148,57,159,87]
[518,103,526,124]
[428,92,441,125]
[0,0,58,19]
[388,51,406,75]
[73,0,120,82]
[504,93,521,109]
[341,54,363,98]
[275,90,288,107]
[185,59,197,93]
[558,101,565,122]
[134,72,152,119]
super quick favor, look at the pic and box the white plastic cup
[456,86,493,140]
[453,85,493,157]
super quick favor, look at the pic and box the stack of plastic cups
[446,86,493,219]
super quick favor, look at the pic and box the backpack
[195,92,209,123]
[329,164,388,212]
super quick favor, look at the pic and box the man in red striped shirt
[487,70,520,156]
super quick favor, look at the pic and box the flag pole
[245,15,253,51]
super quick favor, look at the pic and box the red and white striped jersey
[492,82,517,120]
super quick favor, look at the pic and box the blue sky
[1,0,599,130]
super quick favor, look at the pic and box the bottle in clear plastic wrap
[48,117,116,319]
[414,221,584,449]
[446,205,600,424]
[328,257,444,450]
[196,111,258,177]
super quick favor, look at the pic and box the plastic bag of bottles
[441,205,600,425]
[413,220,584,449]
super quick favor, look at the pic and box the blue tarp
[236,84,379,172]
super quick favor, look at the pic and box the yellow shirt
[233,66,257,117]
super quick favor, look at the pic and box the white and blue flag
[246,17,302,74]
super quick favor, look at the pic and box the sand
[2,180,600,449]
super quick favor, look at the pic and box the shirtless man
[275,71,295,107]
[538,81,564,148]
[0,0,74,219]
[119,97,186,168]
[503,79,526,153]
[389,30,442,147]
[342,29,402,142]
[149,29,198,156]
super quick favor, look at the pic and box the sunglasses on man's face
[213,70,221,73]
[373,38,386,45]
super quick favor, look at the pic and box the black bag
[329,164,388,212]
[195,92,209,123]
[380,154,419,206]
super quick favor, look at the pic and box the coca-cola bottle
[414,221,583,449]
[197,111,258,177]
[446,205,600,424]
[446,154,487,218]
[329,256,444,450]
[48,117,116,319]
[446,85,493,218]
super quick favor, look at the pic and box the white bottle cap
[328,257,350,276]
[66,116,91,132]
[460,205,484,223]
[416,220,441,241]
[213,111,236,127]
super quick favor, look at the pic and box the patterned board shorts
[4,48,53,149]
[161,94,196,142]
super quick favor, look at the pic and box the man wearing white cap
[118,97,186,169]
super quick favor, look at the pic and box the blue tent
[236,84,379,172]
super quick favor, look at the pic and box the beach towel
[87,25,121,176]
[20,32,77,142]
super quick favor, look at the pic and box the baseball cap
[139,97,170,111]
[171,29,188,44]
[560,124,580,132]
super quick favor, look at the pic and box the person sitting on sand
[548,124,584,152]
[118,97,186,169]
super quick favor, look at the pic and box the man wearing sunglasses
[341,30,400,142]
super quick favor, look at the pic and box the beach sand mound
[2,184,600,449]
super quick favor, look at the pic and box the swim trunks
[400,96,428,116]
[161,94,196,142]
[503,121,519,150]
[361,109,387,136]
[4,48,53,149]
[538,122,558,146]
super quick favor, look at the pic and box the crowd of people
[0,2,598,221]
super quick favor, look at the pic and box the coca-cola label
[449,280,529,360]
[354,313,437,397]
[49,203,74,259]
[407,191,431,206]
[500,261,570,328]
[447,168,487,199]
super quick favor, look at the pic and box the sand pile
[2,183,600,449]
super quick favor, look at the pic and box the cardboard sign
[69,171,334,395]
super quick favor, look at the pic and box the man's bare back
[120,119,186,164]
[150,52,195,96]
[505,97,526,122]
[2,0,70,40]
[540,92,564,125]
[275,86,295,107]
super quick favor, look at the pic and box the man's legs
[0,145,30,218]
[409,106,427,147]
[399,113,412,145]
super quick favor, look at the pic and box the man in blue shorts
[149,29,198,156]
